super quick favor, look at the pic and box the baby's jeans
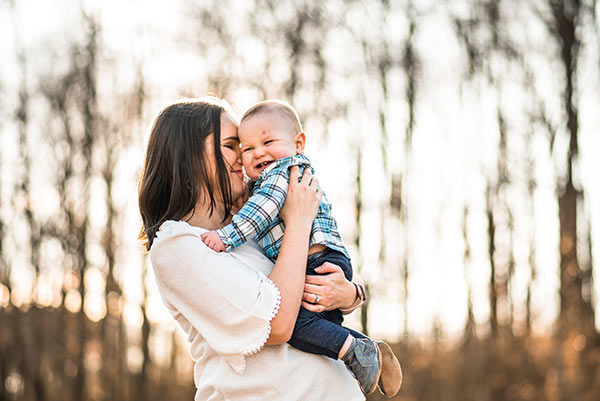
[288,248,367,359]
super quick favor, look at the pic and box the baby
[201,100,402,397]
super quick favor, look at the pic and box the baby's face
[239,115,302,180]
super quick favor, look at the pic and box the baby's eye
[241,147,252,153]
[264,140,273,145]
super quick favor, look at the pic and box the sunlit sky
[2,0,600,346]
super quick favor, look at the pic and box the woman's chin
[231,184,249,212]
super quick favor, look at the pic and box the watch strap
[354,282,367,303]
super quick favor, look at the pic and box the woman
[138,97,367,400]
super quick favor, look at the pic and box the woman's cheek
[223,148,236,164]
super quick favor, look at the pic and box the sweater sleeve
[216,166,289,250]
[150,221,281,374]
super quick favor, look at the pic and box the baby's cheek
[241,155,252,169]
[241,160,256,177]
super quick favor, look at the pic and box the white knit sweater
[150,220,364,401]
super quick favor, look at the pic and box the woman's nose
[233,147,242,163]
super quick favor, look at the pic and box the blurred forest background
[1,0,600,400]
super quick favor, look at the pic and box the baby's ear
[294,132,306,154]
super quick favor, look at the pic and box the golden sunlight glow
[0,284,9,308]
[127,345,143,374]
[123,298,143,327]
[33,274,53,307]
[64,290,82,313]
[84,293,107,322]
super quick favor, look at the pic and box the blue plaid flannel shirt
[217,154,349,262]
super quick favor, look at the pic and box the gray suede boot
[341,338,382,395]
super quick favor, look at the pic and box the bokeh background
[1,0,600,400]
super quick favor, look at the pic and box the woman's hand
[279,166,321,226]
[301,262,357,312]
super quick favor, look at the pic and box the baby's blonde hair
[241,100,303,134]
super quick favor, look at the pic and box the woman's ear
[294,132,306,154]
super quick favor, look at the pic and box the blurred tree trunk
[453,0,520,342]
[99,66,144,401]
[99,137,122,401]
[400,9,418,340]
[378,1,419,340]
[139,257,152,400]
[462,208,477,343]
[491,72,512,341]
[0,72,13,401]
[282,3,309,102]
[525,129,537,336]
[375,0,391,339]
[0,146,7,401]
[490,105,514,401]
[486,186,499,338]
[38,15,101,401]
[99,129,123,401]
[41,73,74,401]
[541,1,597,396]
[506,205,515,329]
[545,0,595,337]
[0,233,7,401]
[13,8,47,398]
[74,18,100,401]
[352,144,368,335]
[0,7,13,399]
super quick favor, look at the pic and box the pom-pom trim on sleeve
[241,276,281,357]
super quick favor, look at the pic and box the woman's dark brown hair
[138,97,234,250]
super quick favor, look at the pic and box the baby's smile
[256,160,274,170]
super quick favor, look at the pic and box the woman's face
[211,112,247,206]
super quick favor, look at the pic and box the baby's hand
[201,231,226,252]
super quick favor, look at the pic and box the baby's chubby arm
[201,230,226,252]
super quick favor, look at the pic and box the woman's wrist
[339,280,358,310]
[339,281,366,314]
[281,213,315,228]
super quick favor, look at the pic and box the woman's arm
[265,166,321,344]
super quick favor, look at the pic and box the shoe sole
[377,341,403,398]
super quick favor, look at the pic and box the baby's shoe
[376,341,402,398]
[341,338,382,395]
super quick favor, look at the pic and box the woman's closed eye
[221,139,240,150]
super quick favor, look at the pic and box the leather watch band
[354,282,366,303]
